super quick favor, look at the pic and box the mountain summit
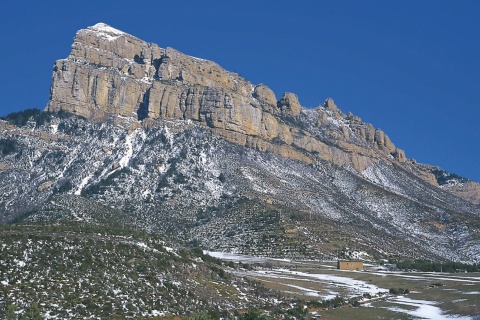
[47,23,407,171]
[1,23,479,263]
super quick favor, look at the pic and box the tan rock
[347,112,361,122]
[46,23,412,180]
[443,181,480,205]
[38,181,53,192]
[129,63,145,78]
[407,165,439,187]
[374,129,395,152]
[253,84,277,106]
[278,92,301,115]
[324,98,338,111]
[393,148,406,162]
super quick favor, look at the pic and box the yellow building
[337,260,364,271]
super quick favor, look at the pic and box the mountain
[1,23,479,264]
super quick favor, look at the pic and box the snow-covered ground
[207,251,478,319]
[368,270,480,283]
[249,267,477,319]
[377,296,472,320]
[205,251,289,264]
[242,268,386,299]
[205,251,270,263]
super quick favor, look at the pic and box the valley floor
[206,252,480,319]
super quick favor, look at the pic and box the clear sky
[0,1,478,182]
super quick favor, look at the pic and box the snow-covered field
[375,296,472,320]
[207,251,480,319]
[204,251,290,264]
[241,268,385,299]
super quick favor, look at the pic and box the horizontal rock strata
[47,23,405,172]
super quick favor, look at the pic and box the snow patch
[119,132,134,168]
[204,251,269,264]
[74,174,93,196]
[462,291,480,295]
[87,23,125,42]
[15,259,26,268]
[250,269,386,296]
[136,242,148,249]
[140,77,153,84]
[188,54,207,62]
[381,296,471,320]
[50,123,58,134]
[91,23,125,35]
[362,164,401,192]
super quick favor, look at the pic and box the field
[207,252,480,319]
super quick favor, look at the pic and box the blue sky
[0,1,478,182]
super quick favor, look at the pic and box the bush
[389,288,409,295]
[238,308,268,320]
[0,138,17,155]
[185,313,213,320]
[218,173,226,183]
[191,246,204,257]
[390,259,478,273]
[286,304,307,318]
[53,180,73,194]
[1,108,42,126]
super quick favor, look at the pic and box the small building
[337,260,364,271]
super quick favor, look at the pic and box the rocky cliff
[47,23,406,173]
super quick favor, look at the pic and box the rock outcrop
[253,84,277,106]
[442,181,480,205]
[278,92,301,115]
[47,23,406,173]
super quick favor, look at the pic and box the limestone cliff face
[47,23,406,172]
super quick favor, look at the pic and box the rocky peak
[46,23,408,173]
[278,92,301,116]
[71,22,159,70]
[323,98,339,111]
[253,84,277,106]
[89,23,126,38]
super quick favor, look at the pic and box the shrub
[218,173,226,183]
[389,288,409,294]
[1,108,42,126]
[185,313,213,320]
[0,138,17,155]
[238,308,268,320]
[191,246,204,257]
